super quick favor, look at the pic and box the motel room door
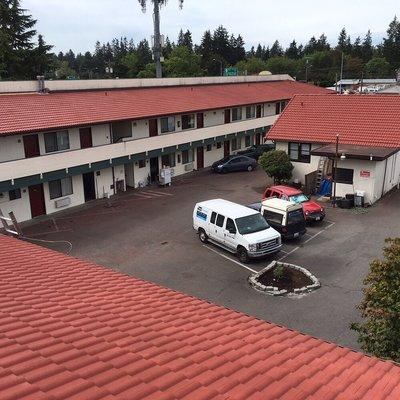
[196,147,204,169]
[83,172,96,202]
[79,128,93,149]
[28,184,46,218]
[224,140,230,157]
[23,134,40,158]
[149,119,158,137]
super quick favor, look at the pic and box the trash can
[354,190,366,207]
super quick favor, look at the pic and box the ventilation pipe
[37,76,45,93]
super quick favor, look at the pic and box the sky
[24,0,398,54]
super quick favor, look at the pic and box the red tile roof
[268,94,400,148]
[1,235,400,400]
[0,80,329,136]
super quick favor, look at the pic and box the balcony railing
[0,115,277,182]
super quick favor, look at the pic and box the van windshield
[287,209,305,225]
[235,214,270,235]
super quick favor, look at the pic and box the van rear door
[286,209,306,236]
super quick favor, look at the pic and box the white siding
[43,174,85,215]
[92,124,111,146]
[94,168,114,198]
[275,141,322,184]
[204,110,224,127]
[0,188,31,222]
[263,102,276,117]
[0,135,25,162]
[204,144,224,167]
[132,120,149,139]
[133,160,150,187]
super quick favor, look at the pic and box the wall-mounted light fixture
[340,154,346,160]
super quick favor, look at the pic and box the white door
[224,218,238,250]
[212,214,226,244]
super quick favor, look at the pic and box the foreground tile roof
[0,235,400,400]
[268,94,400,148]
[0,80,328,136]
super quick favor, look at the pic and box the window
[216,142,222,149]
[245,135,251,147]
[160,117,175,134]
[334,168,354,184]
[231,138,241,151]
[226,218,236,233]
[44,131,70,153]
[182,149,194,164]
[263,210,283,225]
[181,114,195,130]
[161,153,176,167]
[138,159,146,168]
[49,177,73,200]
[216,214,225,227]
[235,214,269,235]
[288,142,311,163]
[206,144,212,152]
[246,105,256,119]
[232,107,242,121]
[210,212,217,224]
[8,189,21,201]
[287,209,305,225]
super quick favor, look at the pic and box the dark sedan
[212,155,257,173]
[237,143,275,160]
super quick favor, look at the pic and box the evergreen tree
[198,30,214,74]
[136,39,152,70]
[255,44,263,58]
[285,40,300,59]
[316,34,330,52]
[361,30,374,62]
[31,34,53,77]
[337,27,351,53]
[212,25,230,62]
[270,40,283,57]
[180,30,193,52]
[304,36,318,54]
[0,0,38,79]
[177,29,184,46]
[163,36,173,58]
[383,16,400,69]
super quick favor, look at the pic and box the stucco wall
[0,187,31,222]
[0,134,25,162]
[94,168,114,198]
[92,124,111,146]
[43,174,85,215]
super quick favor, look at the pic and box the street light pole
[153,0,162,78]
[333,134,339,208]
[213,58,223,76]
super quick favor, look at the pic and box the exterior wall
[204,110,224,127]
[0,187,31,222]
[263,103,277,116]
[92,124,111,146]
[94,168,114,198]
[0,134,25,162]
[43,174,85,215]
[373,151,400,201]
[133,160,150,187]
[132,120,149,140]
[113,165,126,192]
[275,141,322,183]
[204,144,224,167]
[38,128,81,155]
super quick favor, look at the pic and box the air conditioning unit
[55,197,71,209]
[185,163,194,171]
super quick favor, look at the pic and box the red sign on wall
[360,170,371,178]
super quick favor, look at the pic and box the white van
[193,199,282,262]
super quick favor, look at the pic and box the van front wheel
[237,247,249,263]
[198,229,208,243]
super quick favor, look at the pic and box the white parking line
[202,245,257,274]
[278,246,300,261]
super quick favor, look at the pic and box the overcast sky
[24,0,398,54]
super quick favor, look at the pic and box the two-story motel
[0,75,328,222]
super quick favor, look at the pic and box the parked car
[237,143,275,160]
[262,185,325,222]
[193,199,282,262]
[260,198,307,240]
[212,155,257,173]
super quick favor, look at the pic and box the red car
[263,185,325,222]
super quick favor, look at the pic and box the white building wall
[113,165,126,192]
[92,124,111,146]
[43,174,85,215]
[264,103,277,117]
[0,134,25,162]
[0,188,31,222]
[133,161,150,188]
[373,151,400,201]
[38,128,81,155]
[94,168,114,198]
[275,141,322,183]
[204,110,224,127]
[204,145,224,167]
[132,120,149,139]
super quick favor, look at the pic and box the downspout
[381,158,388,198]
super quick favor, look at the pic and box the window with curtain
[49,177,73,199]
[44,131,70,153]
[288,142,311,163]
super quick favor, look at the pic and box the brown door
[23,134,40,158]
[224,109,231,124]
[196,147,204,169]
[196,113,204,129]
[79,128,93,149]
[28,184,46,218]
[149,119,158,137]
[224,140,230,157]
[256,105,262,118]
[255,133,261,145]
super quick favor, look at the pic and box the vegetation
[1,1,400,84]
[258,150,293,183]
[351,238,400,362]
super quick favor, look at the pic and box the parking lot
[21,168,400,350]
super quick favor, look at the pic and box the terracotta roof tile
[0,81,329,135]
[268,94,400,148]
[0,234,400,399]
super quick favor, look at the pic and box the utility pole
[153,0,162,78]
[333,134,339,208]
[339,52,344,93]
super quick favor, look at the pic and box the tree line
[1,0,400,86]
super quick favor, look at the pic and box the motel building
[0,75,327,222]
[268,94,400,204]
